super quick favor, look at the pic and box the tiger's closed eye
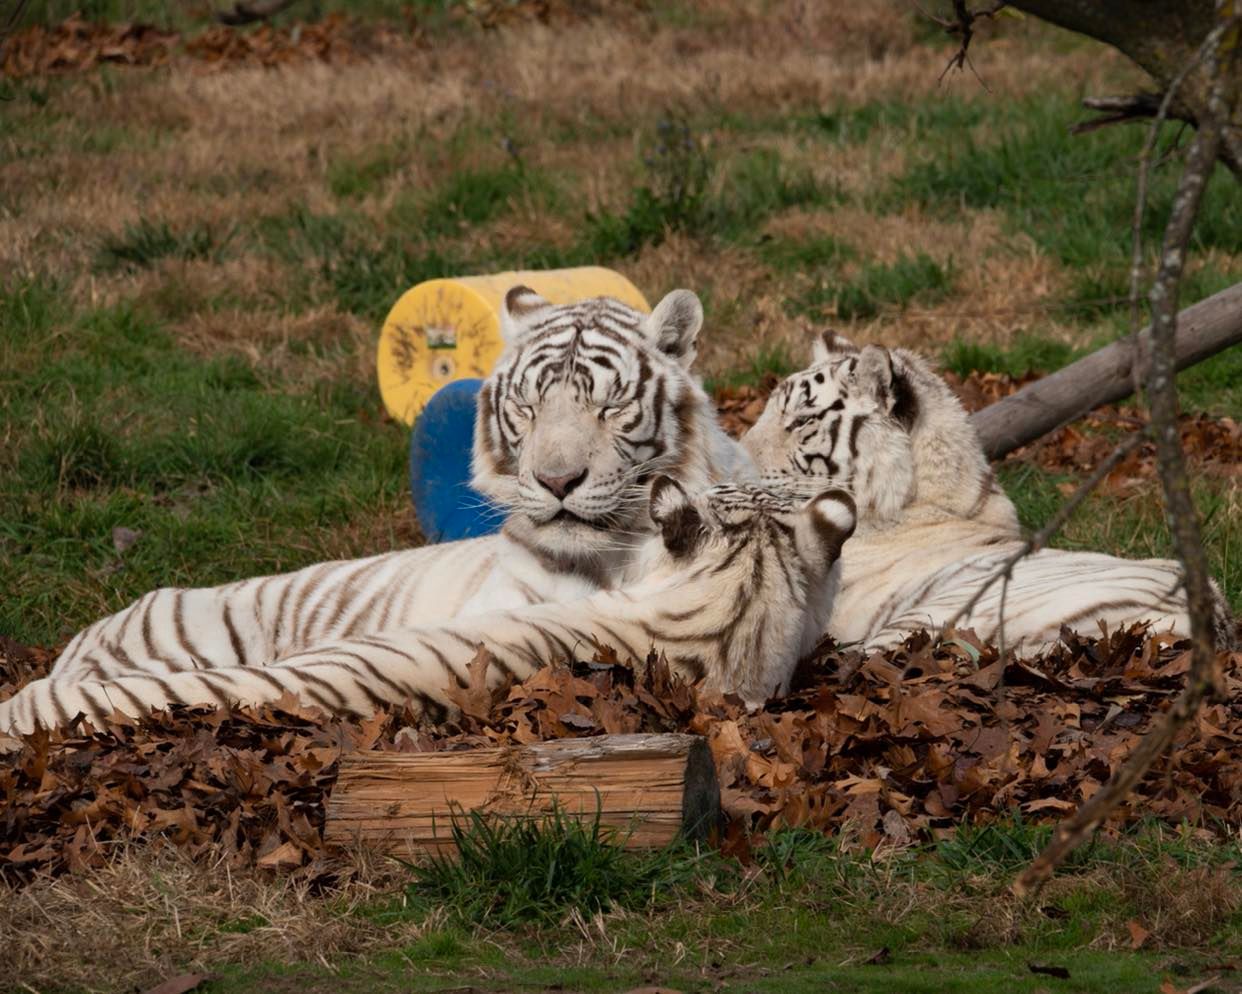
[598,400,635,421]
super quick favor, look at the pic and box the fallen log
[970,281,1242,461]
[324,733,720,857]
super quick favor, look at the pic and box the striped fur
[47,289,754,686]
[1,482,856,734]
[742,332,1236,654]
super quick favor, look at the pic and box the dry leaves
[181,14,362,71]
[1,13,382,78]
[1,3,638,79]
[2,624,1239,884]
[1,16,178,77]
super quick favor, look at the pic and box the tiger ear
[811,330,857,364]
[642,289,703,368]
[853,345,895,406]
[649,476,703,557]
[794,488,856,577]
[500,285,553,345]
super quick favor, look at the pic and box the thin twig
[937,432,1144,642]
[1128,19,1233,373]
[908,0,1009,85]
[1013,8,1236,900]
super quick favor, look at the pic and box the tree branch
[909,0,1009,84]
[969,281,1242,461]
[1071,92,1193,135]
[1012,8,1236,899]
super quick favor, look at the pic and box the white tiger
[741,331,1236,654]
[46,287,754,686]
[0,480,857,734]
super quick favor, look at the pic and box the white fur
[46,291,756,688]
[2,484,855,734]
[743,333,1235,654]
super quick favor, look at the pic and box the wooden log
[970,281,1242,461]
[323,733,720,857]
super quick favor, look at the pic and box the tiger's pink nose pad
[536,469,588,499]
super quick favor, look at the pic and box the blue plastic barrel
[408,379,503,542]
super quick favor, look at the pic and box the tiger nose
[536,468,588,500]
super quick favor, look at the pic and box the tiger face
[645,477,856,584]
[473,286,710,563]
[742,332,918,523]
[642,476,857,694]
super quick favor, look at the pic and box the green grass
[789,250,955,321]
[705,344,799,391]
[0,280,407,646]
[393,804,721,927]
[1000,460,1240,612]
[887,94,1242,319]
[757,232,856,273]
[95,217,232,273]
[587,124,835,257]
[142,822,1242,994]
[327,144,408,200]
[807,96,987,146]
[941,334,1080,378]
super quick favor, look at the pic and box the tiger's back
[743,332,1236,653]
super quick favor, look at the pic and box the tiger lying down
[742,331,1236,654]
[46,287,752,691]
[0,481,855,736]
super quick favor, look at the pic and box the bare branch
[1071,92,1198,135]
[970,281,1242,461]
[909,0,1009,84]
[1128,19,1229,376]
[1012,10,1237,900]
[215,0,301,26]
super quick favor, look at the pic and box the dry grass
[2,1,1145,316]
[5,829,1236,994]
[1,843,429,993]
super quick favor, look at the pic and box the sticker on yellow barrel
[376,267,650,426]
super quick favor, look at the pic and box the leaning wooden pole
[971,280,1242,461]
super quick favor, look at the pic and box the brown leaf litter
[2,625,1239,885]
[0,4,635,79]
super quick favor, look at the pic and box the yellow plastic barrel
[376,267,650,426]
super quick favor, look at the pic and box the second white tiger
[742,332,1235,653]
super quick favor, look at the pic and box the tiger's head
[742,331,1010,527]
[473,286,740,572]
[638,476,857,702]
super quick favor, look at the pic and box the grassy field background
[2,1,1240,646]
[1,2,1240,992]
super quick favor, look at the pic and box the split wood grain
[324,733,720,856]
